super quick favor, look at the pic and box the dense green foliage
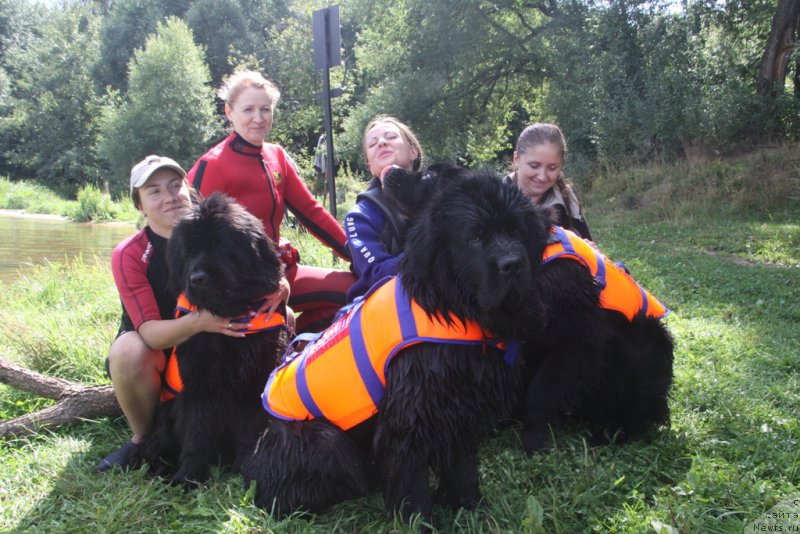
[70,184,119,222]
[97,17,221,192]
[0,0,797,196]
[1,5,104,196]
[1,151,798,532]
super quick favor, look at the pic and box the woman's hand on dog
[139,310,248,349]
[255,277,291,323]
[192,309,249,338]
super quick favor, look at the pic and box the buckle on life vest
[482,337,519,367]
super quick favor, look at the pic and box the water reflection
[0,212,137,284]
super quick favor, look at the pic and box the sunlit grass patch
[0,257,117,383]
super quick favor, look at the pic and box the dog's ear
[382,164,464,220]
[257,236,283,275]
[425,163,469,190]
[525,204,550,268]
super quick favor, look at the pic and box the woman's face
[225,86,274,145]
[364,121,419,179]
[513,141,563,203]
[136,170,192,238]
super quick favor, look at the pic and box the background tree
[758,0,800,96]
[0,5,103,195]
[185,0,252,87]
[0,0,43,179]
[0,0,798,193]
[756,0,800,140]
[97,17,220,194]
[93,0,166,91]
[339,0,556,169]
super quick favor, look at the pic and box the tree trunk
[757,0,800,97]
[0,355,120,438]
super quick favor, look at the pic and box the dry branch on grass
[0,354,120,438]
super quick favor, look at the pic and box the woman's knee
[107,332,165,380]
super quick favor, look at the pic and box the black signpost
[312,5,342,222]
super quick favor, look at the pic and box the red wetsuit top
[111,226,176,344]
[187,132,349,260]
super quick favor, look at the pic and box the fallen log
[0,355,120,438]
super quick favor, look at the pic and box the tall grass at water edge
[0,177,140,223]
[1,148,799,532]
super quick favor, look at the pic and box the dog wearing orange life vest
[516,225,674,452]
[242,167,547,524]
[384,165,675,454]
[131,193,289,485]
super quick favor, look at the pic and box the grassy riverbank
[0,170,364,225]
[0,177,140,223]
[1,148,799,532]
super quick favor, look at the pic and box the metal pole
[312,5,341,263]
[322,61,336,221]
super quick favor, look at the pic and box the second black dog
[517,225,674,452]
[385,165,675,453]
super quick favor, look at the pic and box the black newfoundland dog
[132,193,289,485]
[242,169,547,523]
[517,227,674,452]
[384,165,675,453]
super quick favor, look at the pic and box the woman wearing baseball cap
[96,155,250,472]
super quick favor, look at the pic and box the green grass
[0,177,72,217]
[1,152,799,532]
[0,177,141,223]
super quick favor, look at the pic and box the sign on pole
[313,6,341,70]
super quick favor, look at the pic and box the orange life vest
[542,226,669,321]
[262,277,516,430]
[160,293,287,402]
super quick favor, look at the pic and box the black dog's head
[167,193,283,317]
[381,163,467,221]
[394,166,549,337]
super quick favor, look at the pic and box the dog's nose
[497,254,523,276]
[189,270,209,287]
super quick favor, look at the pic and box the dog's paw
[150,461,177,478]
[171,467,208,488]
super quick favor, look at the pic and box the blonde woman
[187,70,354,333]
[507,123,592,239]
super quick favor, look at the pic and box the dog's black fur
[242,168,547,523]
[132,193,288,485]
[518,265,674,451]
[384,165,674,453]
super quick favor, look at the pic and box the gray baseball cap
[130,155,187,198]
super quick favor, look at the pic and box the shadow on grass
[7,419,244,532]
[6,417,408,533]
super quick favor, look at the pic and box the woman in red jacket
[187,70,354,333]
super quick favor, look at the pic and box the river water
[0,212,136,285]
